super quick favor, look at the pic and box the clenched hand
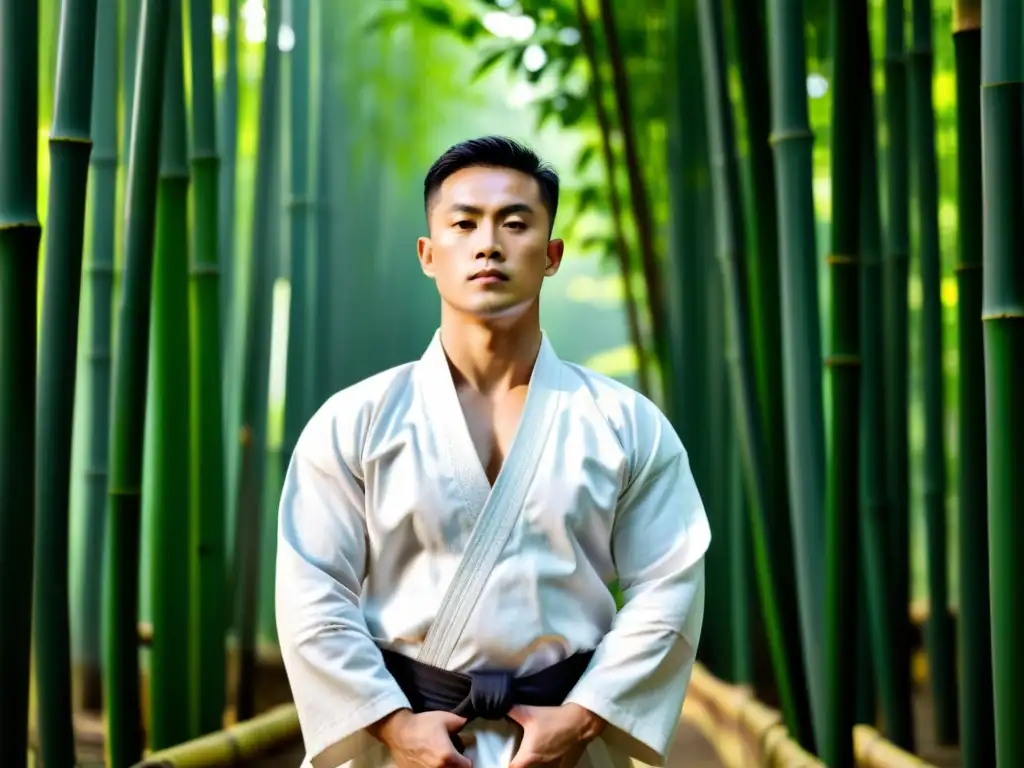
[370,709,472,768]
[507,703,606,768]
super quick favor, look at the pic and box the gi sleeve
[563,410,710,767]
[275,405,411,768]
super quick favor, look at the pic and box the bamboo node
[954,261,981,272]
[981,310,1024,321]
[0,219,41,232]
[189,264,221,278]
[288,196,317,209]
[825,354,862,367]
[84,467,108,480]
[952,3,982,33]
[768,128,813,146]
[826,253,860,265]
[90,153,118,167]
[86,349,111,362]
[86,262,115,275]
[49,134,94,146]
[190,151,220,163]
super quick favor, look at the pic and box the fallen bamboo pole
[682,664,937,768]
[132,703,300,767]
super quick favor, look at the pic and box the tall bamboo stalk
[909,0,958,742]
[234,0,283,720]
[76,0,120,714]
[695,0,814,746]
[980,2,1024,764]
[147,0,193,747]
[104,0,171,762]
[764,0,826,747]
[313,0,334,405]
[188,0,228,736]
[34,0,100,763]
[218,0,238,347]
[0,1,41,764]
[953,2,994,764]
[282,0,314,478]
[856,21,901,743]
[596,0,671,385]
[822,1,865,765]
[881,0,915,747]
[574,0,649,395]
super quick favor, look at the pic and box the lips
[469,269,509,281]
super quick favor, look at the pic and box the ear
[417,236,435,277]
[544,238,565,276]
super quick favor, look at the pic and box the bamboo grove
[0,1,1020,768]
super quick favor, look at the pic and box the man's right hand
[368,709,472,768]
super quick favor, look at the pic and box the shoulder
[560,361,684,475]
[294,361,417,478]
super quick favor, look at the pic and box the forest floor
[56,659,959,768]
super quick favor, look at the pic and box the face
[417,165,564,321]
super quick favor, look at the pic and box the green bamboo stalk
[103,0,171,762]
[696,0,814,745]
[282,0,313,479]
[188,0,227,736]
[76,0,120,714]
[313,0,334,405]
[147,0,193,747]
[908,0,958,743]
[764,0,826,747]
[0,0,41,764]
[881,0,915,748]
[953,2,994,764]
[596,0,671,386]
[233,0,283,720]
[217,0,238,348]
[980,2,1024,764]
[822,2,865,765]
[34,0,100,763]
[574,0,650,396]
[856,25,901,739]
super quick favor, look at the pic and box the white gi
[275,330,710,768]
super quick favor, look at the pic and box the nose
[474,222,503,261]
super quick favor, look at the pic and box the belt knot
[467,669,514,719]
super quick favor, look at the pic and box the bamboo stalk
[233,0,283,721]
[856,19,901,743]
[822,1,866,764]
[76,0,120,714]
[147,0,193,747]
[763,0,826,748]
[695,0,814,747]
[881,0,915,748]
[188,0,228,736]
[217,0,238,348]
[0,0,41,763]
[980,2,1024,764]
[132,704,300,767]
[596,0,671,388]
[908,0,958,743]
[282,0,314,479]
[104,0,171,762]
[313,0,334,405]
[574,0,650,396]
[34,0,100,763]
[952,2,994,764]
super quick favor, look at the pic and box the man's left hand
[506,703,606,768]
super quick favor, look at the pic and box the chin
[450,298,535,323]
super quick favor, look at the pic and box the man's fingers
[506,705,535,727]
[441,713,469,732]
[445,748,473,768]
[508,751,537,768]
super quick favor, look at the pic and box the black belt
[380,647,594,732]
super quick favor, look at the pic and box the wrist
[367,708,413,746]
[564,703,606,740]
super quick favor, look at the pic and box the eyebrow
[448,202,535,217]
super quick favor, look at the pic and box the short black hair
[423,136,560,232]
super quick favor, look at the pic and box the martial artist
[275,136,710,768]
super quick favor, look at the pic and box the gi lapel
[416,331,564,669]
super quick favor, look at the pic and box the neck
[438,302,542,395]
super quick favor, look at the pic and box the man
[275,136,710,768]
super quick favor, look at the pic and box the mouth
[469,269,509,283]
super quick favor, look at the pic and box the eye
[505,221,527,230]
[454,220,474,230]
